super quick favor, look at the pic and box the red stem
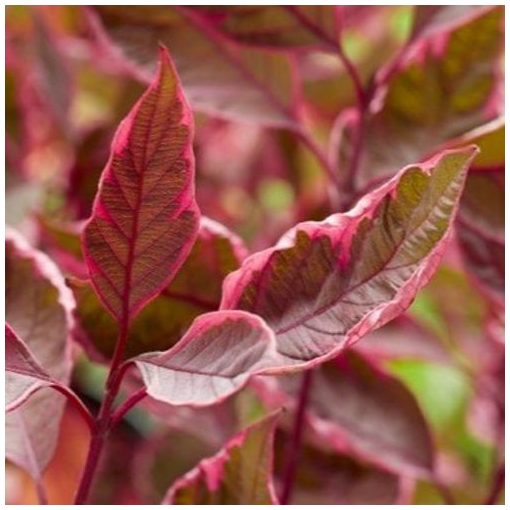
[279,370,313,505]
[110,388,147,428]
[73,325,129,504]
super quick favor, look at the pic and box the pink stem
[279,370,313,505]
[73,325,129,504]
[110,388,147,428]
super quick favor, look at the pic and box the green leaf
[340,7,503,190]
[163,412,281,504]
[222,148,478,368]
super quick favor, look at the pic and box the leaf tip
[157,42,171,64]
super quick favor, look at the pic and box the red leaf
[452,120,505,307]
[37,216,87,278]
[186,6,341,51]
[273,429,401,505]
[6,228,75,488]
[133,311,277,407]
[221,147,478,369]
[355,315,450,364]
[83,46,200,326]
[89,6,301,128]
[279,351,434,477]
[70,217,247,360]
[338,7,503,192]
[163,412,281,504]
[6,323,52,412]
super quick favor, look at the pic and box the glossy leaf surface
[91,6,300,127]
[163,412,280,504]
[221,148,477,368]
[6,229,74,485]
[83,46,199,326]
[134,311,277,407]
[73,217,246,359]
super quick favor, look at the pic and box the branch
[110,388,147,428]
[279,369,314,504]
[73,324,130,504]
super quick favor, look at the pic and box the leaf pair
[78,45,479,409]
[148,346,431,505]
[68,216,247,360]
[127,149,478,410]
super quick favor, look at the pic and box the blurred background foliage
[5,5,504,504]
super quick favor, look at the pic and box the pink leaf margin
[220,147,480,372]
[162,410,281,504]
[81,46,200,324]
[5,323,53,412]
[132,310,280,408]
[6,227,76,383]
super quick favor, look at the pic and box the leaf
[162,412,280,504]
[6,323,53,411]
[72,217,246,359]
[413,265,487,353]
[31,8,73,133]
[273,430,400,505]
[6,228,75,486]
[37,216,87,278]
[221,147,478,368]
[82,46,200,327]
[457,171,504,306]
[6,229,74,386]
[410,6,493,43]
[134,429,217,503]
[134,310,277,407]
[451,120,505,306]
[89,6,300,128]
[340,7,503,190]
[190,6,340,50]
[355,316,450,363]
[280,351,434,477]
[66,126,114,220]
